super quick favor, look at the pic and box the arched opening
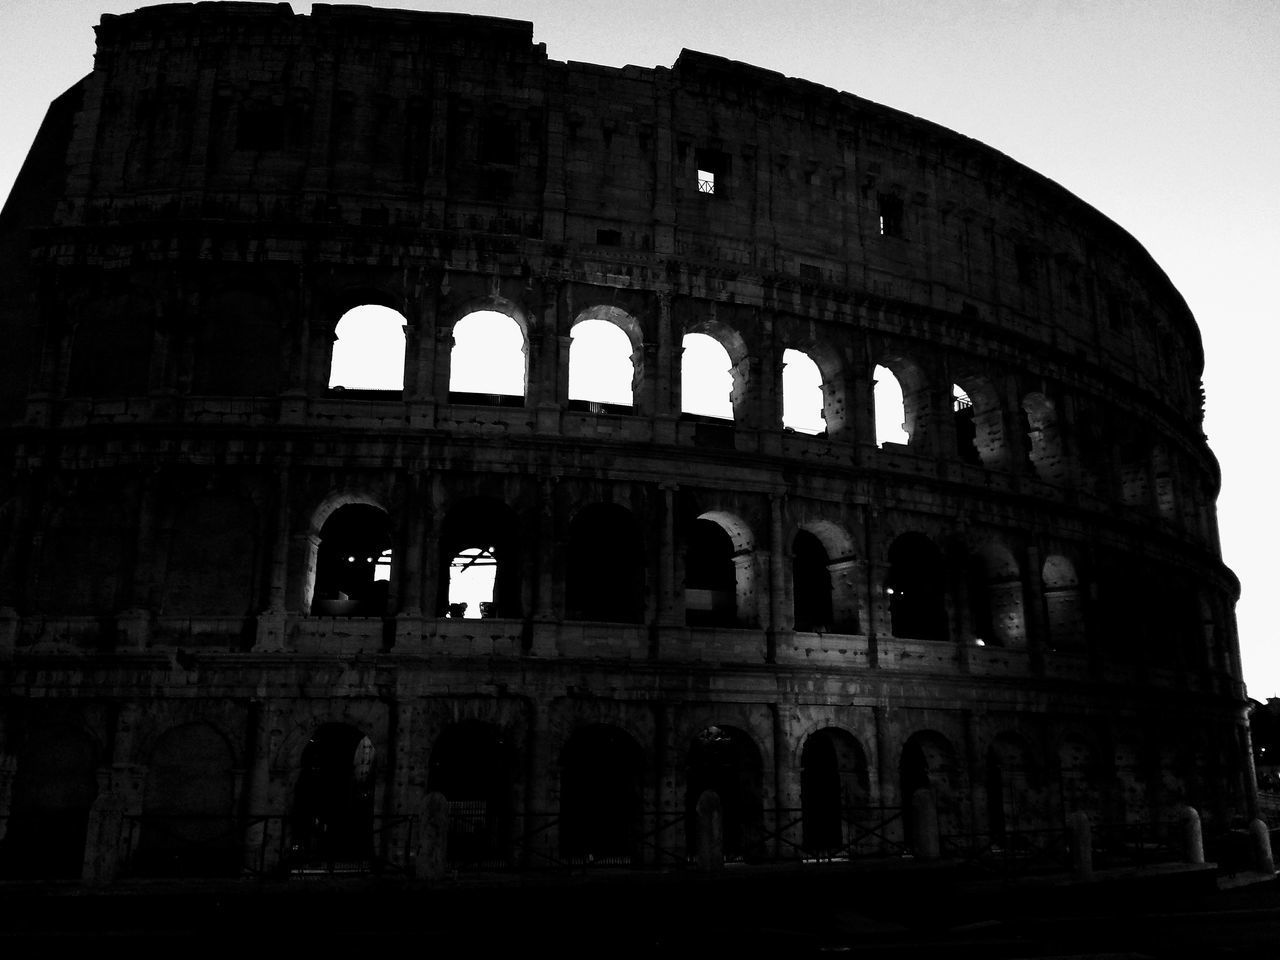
[292,724,376,867]
[782,348,825,435]
[899,730,958,851]
[427,721,515,866]
[33,494,130,615]
[438,498,521,619]
[683,515,746,627]
[1042,555,1084,652]
[953,384,980,465]
[986,734,1038,841]
[873,364,908,446]
[1058,736,1102,824]
[161,492,256,617]
[686,724,763,862]
[966,544,1024,647]
[800,728,869,857]
[568,317,635,412]
[139,723,238,877]
[1,725,99,879]
[68,303,152,397]
[449,309,525,404]
[681,332,734,419]
[192,291,282,396]
[328,304,406,392]
[886,533,947,641]
[558,725,644,864]
[566,503,645,623]
[311,503,393,616]
[792,529,833,633]
[1022,392,1067,484]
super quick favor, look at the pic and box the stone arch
[291,722,377,866]
[568,305,644,411]
[32,490,132,615]
[873,355,928,448]
[684,509,757,628]
[966,541,1025,647]
[161,490,258,617]
[448,299,529,403]
[1042,554,1085,652]
[685,723,764,862]
[800,726,869,855]
[781,347,825,435]
[138,721,238,876]
[67,293,154,397]
[4,723,100,879]
[886,532,947,641]
[952,375,1007,470]
[566,502,645,623]
[437,496,523,619]
[1021,391,1068,484]
[308,501,393,617]
[191,288,283,397]
[681,320,749,421]
[427,719,518,866]
[327,303,407,392]
[985,732,1042,838]
[557,723,645,863]
[900,729,960,847]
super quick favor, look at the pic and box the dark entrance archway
[685,724,763,861]
[292,724,376,867]
[800,727,869,856]
[558,724,643,863]
[1,725,98,879]
[427,720,516,866]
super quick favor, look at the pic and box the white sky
[2,0,1276,696]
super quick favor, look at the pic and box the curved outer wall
[0,3,1250,877]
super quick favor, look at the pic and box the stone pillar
[1069,810,1093,880]
[242,700,285,876]
[1178,805,1204,865]
[119,471,160,649]
[658,483,680,628]
[1022,541,1048,670]
[695,789,724,873]
[255,466,291,651]
[654,291,678,444]
[82,792,129,884]
[415,790,451,881]
[768,494,788,647]
[910,788,940,860]
[1249,818,1275,874]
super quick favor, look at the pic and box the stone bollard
[1248,818,1275,875]
[1069,810,1093,880]
[695,788,724,874]
[415,791,450,881]
[1177,805,1204,865]
[910,788,940,861]
[81,792,128,884]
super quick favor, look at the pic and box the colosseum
[0,2,1252,886]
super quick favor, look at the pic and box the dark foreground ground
[1,862,1276,956]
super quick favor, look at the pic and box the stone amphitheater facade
[0,3,1250,880]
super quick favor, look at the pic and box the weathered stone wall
[0,3,1248,881]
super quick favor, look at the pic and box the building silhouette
[0,3,1251,883]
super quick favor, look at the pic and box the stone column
[654,291,678,444]
[768,495,788,655]
[119,471,160,649]
[255,466,290,651]
[657,484,680,629]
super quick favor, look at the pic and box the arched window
[566,503,645,623]
[792,529,833,632]
[1042,555,1084,652]
[873,364,908,446]
[559,725,643,864]
[1022,392,1067,483]
[5,725,99,879]
[681,333,734,419]
[328,304,406,391]
[684,515,743,627]
[986,734,1039,840]
[953,384,980,465]
[899,730,959,849]
[569,317,634,411]
[311,503,393,616]
[438,498,521,619]
[782,348,824,434]
[966,545,1024,647]
[68,298,152,397]
[686,724,763,862]
[886,533,947,641]
[449,310,525,403]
